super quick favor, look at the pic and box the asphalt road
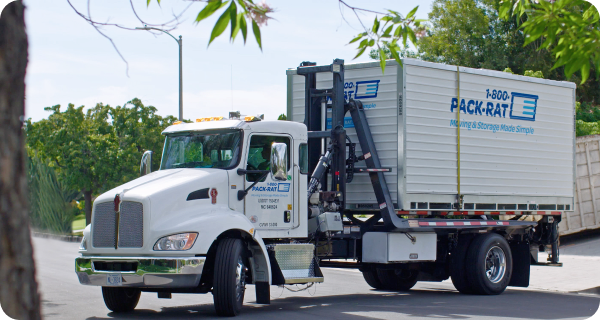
[33,236,600,320]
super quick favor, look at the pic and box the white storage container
[287,59,576,212]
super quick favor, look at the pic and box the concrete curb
[32,231,82,243]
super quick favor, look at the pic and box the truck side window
[246,135,290,182]
[299,143,308,174]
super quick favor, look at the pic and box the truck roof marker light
[212,116,224,121]
[173,121,182,125]
[244,116,261,122]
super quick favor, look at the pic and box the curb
[32,231,82,243]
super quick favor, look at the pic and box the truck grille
[92,201,144,248]
[92,202,117,248]
[118,201,144,248]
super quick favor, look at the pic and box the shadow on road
[85,287,600,320]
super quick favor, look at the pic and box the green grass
[72,218,86,231]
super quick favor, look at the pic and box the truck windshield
[160,129,242,170]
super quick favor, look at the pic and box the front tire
[101,287,141,313]
[213,238,248,317]
[466,233,513,295]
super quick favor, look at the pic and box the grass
[72,218,86,231]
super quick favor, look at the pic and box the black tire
[450,234,475,294]
[213,238,248,317]
[466,233,513,295]
[393,269,419,291]
[362,269,385,290]
[376,268,419,291]
[101,287,141,313]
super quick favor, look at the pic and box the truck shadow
[85,288,600,320]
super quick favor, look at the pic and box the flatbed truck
[75,59,575,316]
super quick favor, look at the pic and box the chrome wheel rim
[235,256,246,301]
[485,246,506,283]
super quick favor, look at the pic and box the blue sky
[23,0,434,122]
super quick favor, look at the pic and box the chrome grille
[92,202,116,248]
[118,201,144,248]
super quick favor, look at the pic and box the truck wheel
[101,287,141,313]
[362,269,384,290]
[466,233,513,295]
[376,269,418,291]
[213,238,248,317]
[450,235,475,294]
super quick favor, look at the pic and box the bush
[28,155,79,234]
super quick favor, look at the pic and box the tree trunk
[0,1,42,319]
[84,190,93,225]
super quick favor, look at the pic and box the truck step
[268,244,324,285]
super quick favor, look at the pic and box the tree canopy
[25,98,177,223]
[499,0,599,84]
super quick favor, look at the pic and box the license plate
[106,274,122,286]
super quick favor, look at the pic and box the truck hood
[94,168,230,219]
[88,168,231,254]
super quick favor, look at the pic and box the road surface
[33,236,600,320]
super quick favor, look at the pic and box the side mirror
[270,143,288,181]
[140,150,153,176]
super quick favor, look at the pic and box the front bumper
[75,256,205,288]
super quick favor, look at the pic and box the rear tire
[213,238,247,317]
[101,287,141,313]
[376,268,419,291]
[450,235,475,294]
[362,269,384,290]
[466,233,513,295]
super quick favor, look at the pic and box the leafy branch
[342,1,425,73]
[499,0,600,83]
[148,0,274,50]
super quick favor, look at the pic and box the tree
[25,99,177,225]
[0,1,42,319]
[110,98,178,184]
[277,113,287,120]
[414,0,599,106]
[417,0,556,75]
[499,0,600,84]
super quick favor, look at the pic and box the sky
[22,0,434,122]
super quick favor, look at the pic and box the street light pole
[136,25,183,121]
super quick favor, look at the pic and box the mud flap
[255,282,270,304]
[509,241,530,287]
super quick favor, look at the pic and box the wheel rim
[235,256,246,301]
[485,246,506,283]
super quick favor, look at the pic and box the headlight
[79,236,87,250]
[153,233,198,251]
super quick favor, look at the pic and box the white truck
[75,59,576,316]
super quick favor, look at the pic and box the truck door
[244,134,295,236]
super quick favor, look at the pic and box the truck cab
[76,117,313,315]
